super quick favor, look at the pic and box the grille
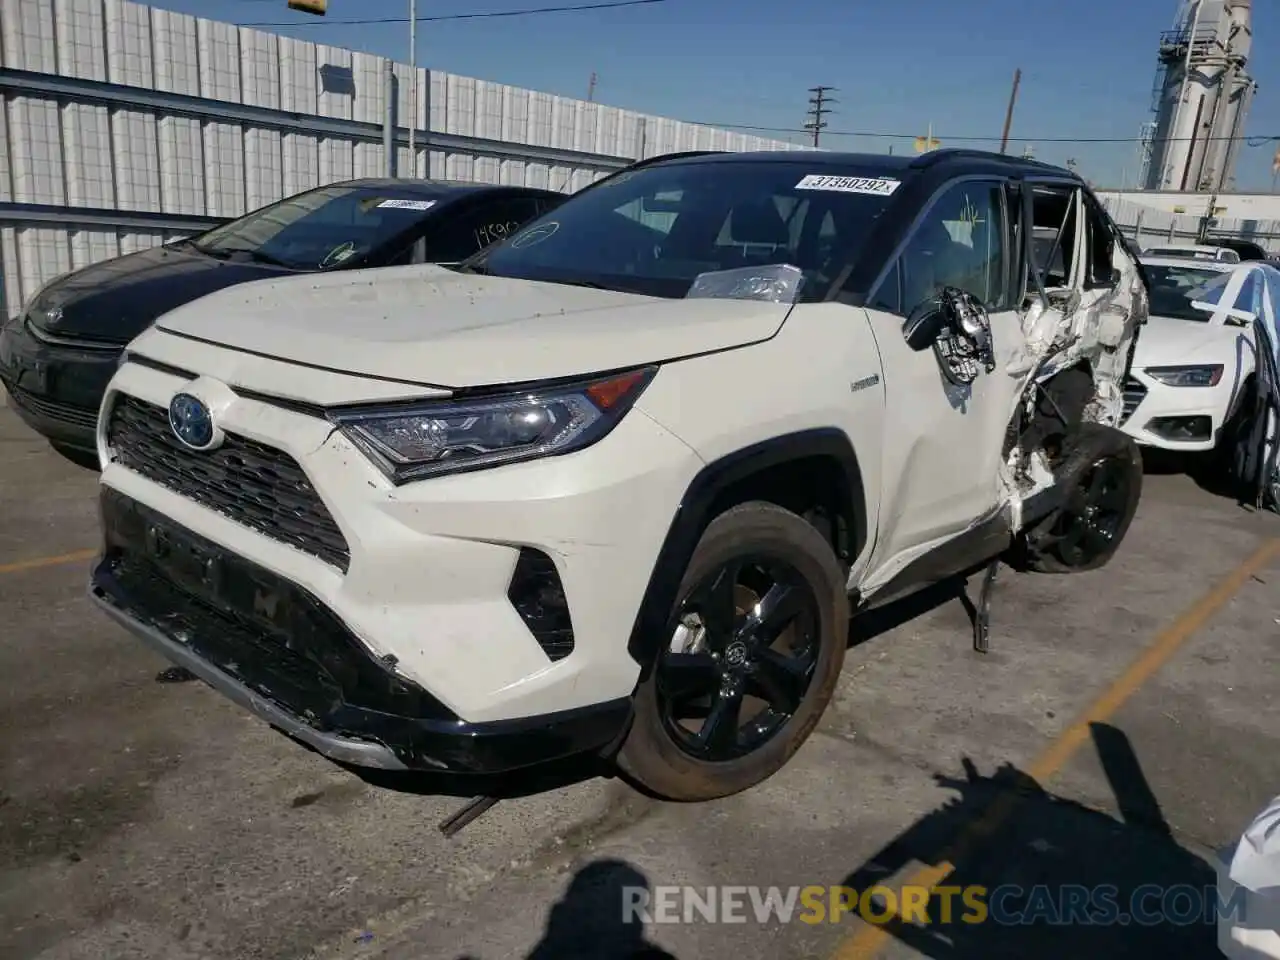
[3,379,97,429]
[1120,376,1147,425]
[105,394,351,572]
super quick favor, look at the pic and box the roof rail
[908,147,1074,177]
[622,150,726,170]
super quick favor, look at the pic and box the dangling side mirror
[903,297,949,351]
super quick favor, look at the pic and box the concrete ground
[1,396,1278,960]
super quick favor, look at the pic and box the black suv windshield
[476,161,899,301]
[193,185,441,270]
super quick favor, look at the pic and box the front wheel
[617,501,849,802]
[1018,423,1144,574]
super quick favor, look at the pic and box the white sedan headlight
[331,366,657,484]
[1144,364,1224,387]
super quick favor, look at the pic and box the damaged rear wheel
[1018,423,1143,574]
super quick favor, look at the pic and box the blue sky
[148,0,1279,191]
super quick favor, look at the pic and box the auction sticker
[794,174,901,196]
[377,199,437,210]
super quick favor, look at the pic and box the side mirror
[1110,266,1123,285]
[903,298,948,351]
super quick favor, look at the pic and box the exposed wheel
[1208,376,1255,483]
[1020,423,1143,574]
[617,501,849,801]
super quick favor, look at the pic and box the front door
[862,177,1028,572]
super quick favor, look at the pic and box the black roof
[642,148,1081,183]
[331,178,563,199]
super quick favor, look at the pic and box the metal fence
[1098,194,1280,255]
[0,0,807,319]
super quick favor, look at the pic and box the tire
[1209,376,1254,482]
[617,501,849,802]
[1019,423,1143,574]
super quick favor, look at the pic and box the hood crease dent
[151,264,793,389]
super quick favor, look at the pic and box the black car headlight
[330,366,657,484]
[1143,364,1224,387]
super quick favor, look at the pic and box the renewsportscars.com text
[622,884,1248,926]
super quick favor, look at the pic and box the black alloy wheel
[1040,456,1133,567]
[616,501,849,802]
[656,557,820,763]
[1019,423,1144,574]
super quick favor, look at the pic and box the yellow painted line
[830,536,1280,960]
[0,548,97,576]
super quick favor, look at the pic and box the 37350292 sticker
[794,175,901,196]
[376,199,437,211]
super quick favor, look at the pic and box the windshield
[1145,264,1227,321]
[473,161,898,302]
[191,185,441,270]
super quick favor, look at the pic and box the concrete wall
[0,0,806,318]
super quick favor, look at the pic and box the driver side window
[869,180,1008,316]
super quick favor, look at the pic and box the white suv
[90,149,1150,801]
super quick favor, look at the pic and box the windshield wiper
[211,247,293,268]
[545,278,611,290]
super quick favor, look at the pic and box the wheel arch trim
[625,427,867,681]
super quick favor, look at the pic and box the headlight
[331,366,657,484]
[1143,364,1224,387]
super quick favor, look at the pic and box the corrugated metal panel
[0,0,799,315]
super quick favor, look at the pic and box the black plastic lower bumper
[0,317,116,454]
[88,488,632,775]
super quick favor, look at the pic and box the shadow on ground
[839,722,1227,958]
[1140,445,1269,511]
[457,859,678,960]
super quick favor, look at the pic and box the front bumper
[94,351,702,758]
[1118,372,1234,452]
[89,488,633,773]
[0,315,119,453]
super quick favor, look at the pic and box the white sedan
[1121,256,1278,454]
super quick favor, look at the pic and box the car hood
[27,244,294,344]
[152,264,792,388]
[1133,313,1248,367]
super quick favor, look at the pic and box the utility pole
[407,0,417,176]
[998,68,1021,154]
[805,86,836,148]
[587,71,597,102]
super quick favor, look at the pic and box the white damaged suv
[90,149,1150,801]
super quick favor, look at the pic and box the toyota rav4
[89,149,1150,802]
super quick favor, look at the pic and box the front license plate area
[102,490,293,637]
[144,521,223,605]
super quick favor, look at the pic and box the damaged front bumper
[87,489,632,775]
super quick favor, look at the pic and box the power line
[238,0,664,26]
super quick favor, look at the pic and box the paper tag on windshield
[795,175,901,196]
[377,199,437,211]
